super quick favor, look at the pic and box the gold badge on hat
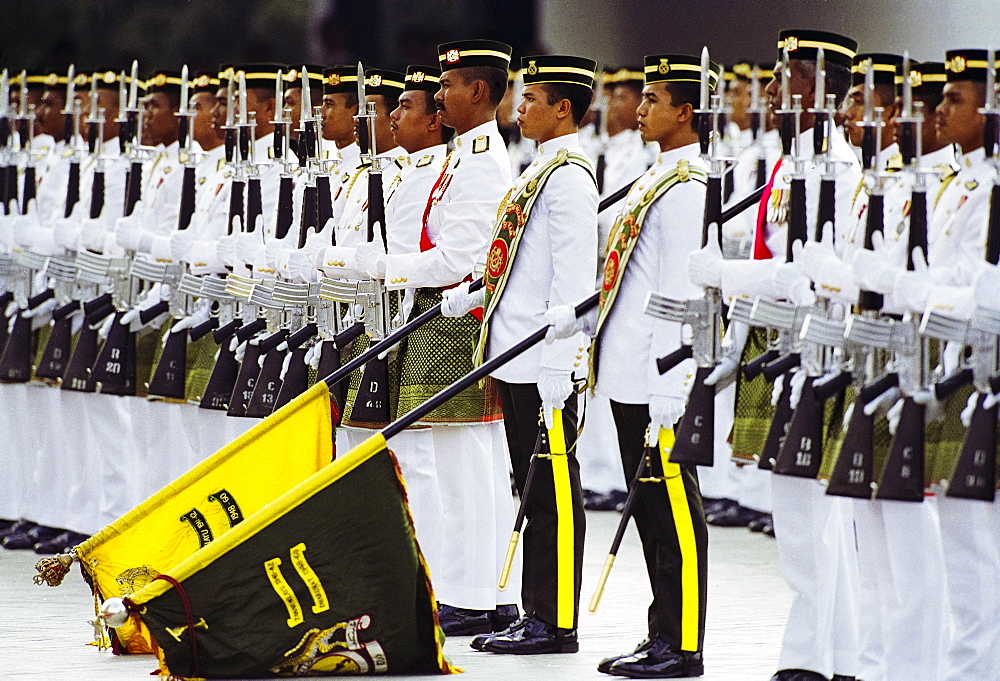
[151,73,167,87]
[45,73,59,86]
[284,69,298,82]
[411,71,425,83]
[446,49,461,64]
[328,73,341,86]
[368,74,382,87]
[527,60,538,75]
[909,70,922,87]
[103,71,117,84]
[949,55,967,73]
[658,59,670,75]
[785,36,799,52]
[74,73,88,86]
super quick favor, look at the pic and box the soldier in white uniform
[313,64,454,595]
[854,50,1000,681]
[688,30,863,681]
[443,54,598,654]
[577,67,652,513]
[548,52,723,678]
[354,39,519,637]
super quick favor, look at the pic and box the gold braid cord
[33,553,76,587]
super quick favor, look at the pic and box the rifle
[875,53,934,501]
[945,50,1000,500]
[142,66,201,400]
[641,48,723,466]
[773,47,849,478]
[61,65,82,218]
[346,62,399,425]
[749,49,809,470]
[273,70,295,241]
[15,70,37,210]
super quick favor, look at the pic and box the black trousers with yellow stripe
[610,400,708,652]
[497,381,586,630]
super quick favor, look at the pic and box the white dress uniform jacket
[383,120,511,289]
[595,142,706,404]
[485,132,598,383]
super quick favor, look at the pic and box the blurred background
[1,0,998,74]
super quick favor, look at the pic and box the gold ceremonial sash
[589,160,707,385]
[473,148,594,366]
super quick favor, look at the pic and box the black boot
[479,614,577,654]
[606,637,703,678]
[3,524,62,550]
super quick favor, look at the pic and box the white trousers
[854,497,948,681]
[772,475,860,677]
[576,392,625,494]
[938,495,1000,681]
[737,463,773,513]
[345,427,445,592]
[431,421,520,610]
[0,383,32,520]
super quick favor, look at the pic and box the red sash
[752,159,783,260]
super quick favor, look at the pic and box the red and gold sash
[473,148,593,365]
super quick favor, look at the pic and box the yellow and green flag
[76,382,334,653]
[126,434,452,677]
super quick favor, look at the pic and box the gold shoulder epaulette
[676,158,691,181]
[472,135,490,154]
[886,153,904,172]
[415,154,434,167]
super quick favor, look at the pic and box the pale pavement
[0,510,789,680]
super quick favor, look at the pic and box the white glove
[961,391,979,428]
[538,367,574,429]
[687,221,723,289]
[813,253,859,304]
[170,229,196,261]
[788,369,807,409]
[544,304,584,341]
[114,203,144,251]
[851,231,901,295]
[12,199,41,247]
[800,221,836,273]
[441,281,484,318]
[973,263,1000,312]
[355,239,387,279]
[23,297,57,331]
[97,312,116,339]
[704,320,749,387]
[842,400,855,430]
[913,388,946,423]
[232,338,247,361]
[771,241,816,306]
[5,300,18,318]
[886,398,903,435]
[770,374,785,406]
[121,284,168,331]
[304,343,322,370]
[53,206,85,251]
[80,210,111,253]
[646,394,687,446]
[287,249,317,283]
[216,229,239,268]
[169,305,211,334]
[863,386,901,416]
[236,218,264,264]
[265,238,293,271]
[893,247,932,313]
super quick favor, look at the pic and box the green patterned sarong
[395,288,502,424]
